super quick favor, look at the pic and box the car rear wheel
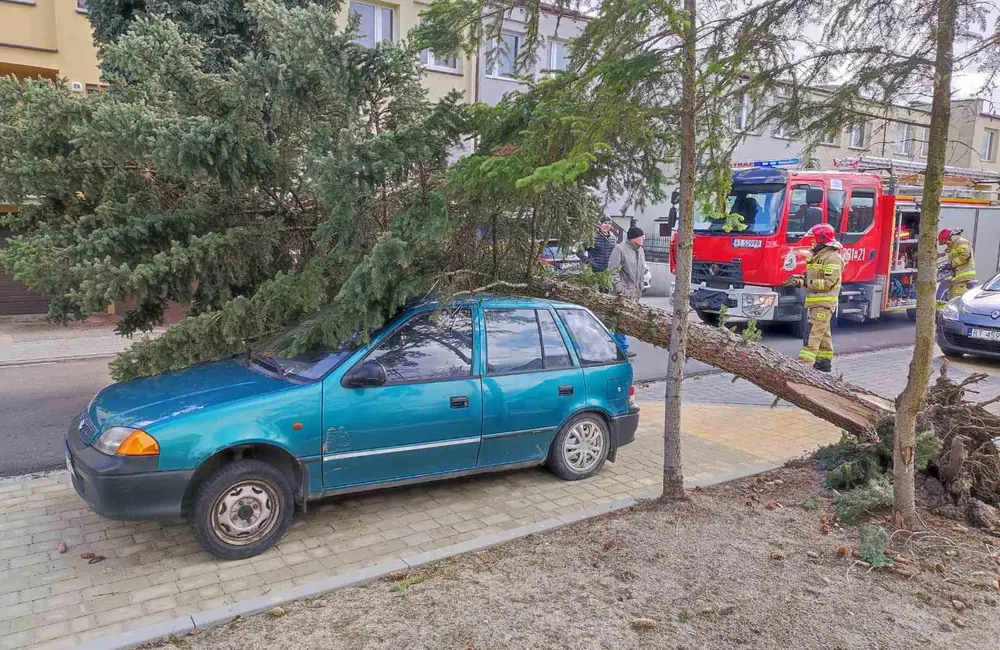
[192,459,294,560]
[548,414,610,481]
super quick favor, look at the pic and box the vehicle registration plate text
[969,328,1000,342]
[732,239,762,249]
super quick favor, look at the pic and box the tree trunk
[891,0,957,530]
[526,277,895,433]
[660,0,698,501]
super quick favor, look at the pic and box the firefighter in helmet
[785,223,844,372]
[938,228,976,308]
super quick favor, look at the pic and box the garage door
[0,228,49,316]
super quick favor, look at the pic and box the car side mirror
[670,189,680,205]
[343,361,386,388]
[668,206,678,231]
[806,187,824,205]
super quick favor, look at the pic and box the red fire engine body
[669,159,999,332]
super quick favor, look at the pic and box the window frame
[556,308,626,367]
[483,308,575,377]
[982,128,998,162]
[919,126,930,158]
[848,122,867,149]
[350,1,395,48]
[354,307,477,387]
[422,48,460,73]
[485,33,523,81]
[819,130,839,147]
[733,95,756,133]
[547,39,569,73]
[894,122,913,156]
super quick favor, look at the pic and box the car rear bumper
[66,417,192,520]
[937,318,1000,359]
[610,406,640,451]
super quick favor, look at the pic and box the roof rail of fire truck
[834,156,1000,202]
[834,156,1000,184]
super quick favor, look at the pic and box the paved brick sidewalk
[0,401,839,650]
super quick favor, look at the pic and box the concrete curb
[74,493,657,650]
[0,352,119,368]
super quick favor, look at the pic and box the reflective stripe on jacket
[804,245,844,306]
[946,236,975,282]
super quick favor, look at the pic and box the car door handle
[450,396,469,409]
[558,385,574,396]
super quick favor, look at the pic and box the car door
[555,307,631,416]
[837,186,880,283]
[479,307,585,467]
[321,307,482,489]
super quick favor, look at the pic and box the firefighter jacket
[804,244,844,307]
[945,236,976,282]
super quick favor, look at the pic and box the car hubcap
[563,420,605,473]
[210,480,280,546]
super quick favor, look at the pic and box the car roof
[408,293,579,310]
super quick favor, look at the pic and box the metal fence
[644,235,670,263]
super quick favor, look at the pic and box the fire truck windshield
[693,183,786,235]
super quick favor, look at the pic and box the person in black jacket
[582,217,617,272]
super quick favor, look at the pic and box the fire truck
[670,157,1000,334]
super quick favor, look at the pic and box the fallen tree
[524,277,895,435]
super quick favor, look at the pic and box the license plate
[732,238,762,249]
[969,328,1000,341]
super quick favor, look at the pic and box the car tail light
[629,385,636,405]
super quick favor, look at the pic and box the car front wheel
[548,414,610,481]
[192,459,294,560]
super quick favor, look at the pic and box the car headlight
[741,294,777,317]
[939,301,961,321]
[93,427,160,457]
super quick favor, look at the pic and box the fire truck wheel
[696,310,720,326]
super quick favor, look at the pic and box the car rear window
[557,308,624,365]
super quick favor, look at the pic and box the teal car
[66,297,639,559]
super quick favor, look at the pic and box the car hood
[84,359,291,443]
[959,287,1000,317]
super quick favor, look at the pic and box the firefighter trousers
[938,278,972,310]
[799,306,834,364]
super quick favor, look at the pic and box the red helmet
[938,228,953,244]
[807,223,837,245]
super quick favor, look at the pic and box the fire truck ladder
[834,156,1000,201]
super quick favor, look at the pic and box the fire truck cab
[672,157,1000,331]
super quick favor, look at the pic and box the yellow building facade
[0,0,100,87]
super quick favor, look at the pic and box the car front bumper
[66,416,192,520]
[936,318,1000,359]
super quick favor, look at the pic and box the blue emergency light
[730,157,801,169]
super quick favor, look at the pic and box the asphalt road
[0,358,111,477]
[0,313,916,477]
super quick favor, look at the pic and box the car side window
[843,189,876,234]
[485,309,543,374]
[537,309,573,369]
[366,309,474,384]
[557,308,624,365]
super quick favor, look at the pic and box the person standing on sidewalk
[581,216,618,274]
[785,223,843,372]
[607,226,648,357]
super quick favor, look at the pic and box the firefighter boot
[813,358,832,373]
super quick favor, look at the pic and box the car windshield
[984,273,1000,292]
[248,317,358,382]
[693,183,786,235]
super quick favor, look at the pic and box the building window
[982,128,998,162]
[919,127,930,157]
[894,122,913,156]
[820,130,839,146]
[77,0,88,12]
[548,40,569,72]
[421,49,459,72]
[849,122,867,149]
[733,95,755,132]
[351,2,394,48]
[486,33,521,79]
[773,121,792,139]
